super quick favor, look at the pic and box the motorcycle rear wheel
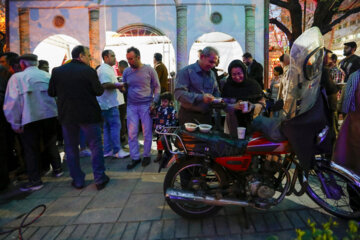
[164,158,228,219]
[302,163,360,219]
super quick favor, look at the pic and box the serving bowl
[184,123,197,132]
[199,124,212,133]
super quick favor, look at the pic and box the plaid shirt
[329,66,345,84]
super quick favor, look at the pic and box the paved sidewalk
[0,148,351,240]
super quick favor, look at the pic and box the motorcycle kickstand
[241,207,250,229]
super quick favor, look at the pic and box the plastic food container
[199,124,212,133]
[184,123,197,132]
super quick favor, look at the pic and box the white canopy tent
[33,34,81,72]
[104,31,176,74]
[32,32,243,75]
[189,32,244,74]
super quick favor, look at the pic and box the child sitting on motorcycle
[152,92,178,162]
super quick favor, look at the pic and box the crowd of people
[0,40,359,193]
[0,46,167,191]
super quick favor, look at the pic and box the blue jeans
[127,104,153,160]
[79,129,87,149]
[62,123,106,185]
[101,107,121,154]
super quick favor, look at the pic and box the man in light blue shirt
[122,47,160,169]
[175,46,220,125]
[97,50,129,159]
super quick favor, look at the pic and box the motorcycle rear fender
[328,161,360,188]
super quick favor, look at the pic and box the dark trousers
[0,121,12,189]
[20,117,62,183]
[328,93,339,135]
[119,103,127,139]
[62,122,106,185]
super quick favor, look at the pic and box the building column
[18,8,30,55]
[176,5,187,73]
[263,0,270,89]
[245,5,255,55]
[89,8,100,68]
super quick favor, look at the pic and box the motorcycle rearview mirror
[303,47,323,81]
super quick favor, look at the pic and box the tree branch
[270,0,290,10]
[270,18,293,43]
[321,6,360,35]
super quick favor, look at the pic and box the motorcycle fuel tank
[245,132,291,155]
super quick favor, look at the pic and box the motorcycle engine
[248,178,275,199]
[246,155,282,199]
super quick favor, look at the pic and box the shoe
[127,159,141,169]
[71,181,84,189]
[104,151,113,158]
[142,157,151,167]
[154,152,162,163]
[53,168,64,178]
[96,175,110,190]
[19,181,44,192]
[80,149,91,158]
[113,149,130,159]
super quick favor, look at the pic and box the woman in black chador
[221,59,264,137]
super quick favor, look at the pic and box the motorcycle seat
[175,127,248,156]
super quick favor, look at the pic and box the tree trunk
[289,0,303,43]
[270,0,360,47]
[312,0,343,31]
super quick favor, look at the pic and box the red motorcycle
[156,111,360,220]
[157,27,360,220]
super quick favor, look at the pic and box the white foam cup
[237,127,246,139]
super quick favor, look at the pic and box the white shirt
[3,66,58,131]
[279,65,290,100]
[96,63,125,110]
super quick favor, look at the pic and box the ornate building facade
[8,0,267,74]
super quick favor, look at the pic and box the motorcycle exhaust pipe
[165,188,251,207]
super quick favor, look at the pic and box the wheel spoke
[305,165,360,218]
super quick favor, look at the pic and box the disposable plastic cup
[241,101,248,112]
[237,127,246,139]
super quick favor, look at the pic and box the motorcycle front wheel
[302,163,360,219]
[163,158,228,219]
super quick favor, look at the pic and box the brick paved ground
[0,146,352,240]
